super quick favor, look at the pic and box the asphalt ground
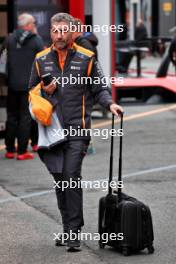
[0,103,176,264]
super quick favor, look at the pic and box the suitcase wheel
[148,245,154,254]
[122,246,130,256]
[98,198,106,235]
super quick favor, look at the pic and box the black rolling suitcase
[98,114,154,256]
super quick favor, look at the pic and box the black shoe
[66,239,81,252]
[55,233,68,246]
[66,230,81,252]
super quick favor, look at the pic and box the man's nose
[56,31,63,39]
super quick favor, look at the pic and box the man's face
[24,18,37,34]
[51,21,72,50]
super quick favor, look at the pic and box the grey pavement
[0,186,107,264]
[0,103,176,264]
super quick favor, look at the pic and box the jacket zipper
[57,51,86,129]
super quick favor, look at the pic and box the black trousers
[5,90,31,154]
[30,120,38,146]
[52,140,89,232]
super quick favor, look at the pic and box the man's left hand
[110,103,124,117]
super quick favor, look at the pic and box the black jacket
[135,24,148,42]
[74,35,94,52]
[29,44,112,139]
[74,34,98,59]
[83,32,98,59]
[6,29,44,91]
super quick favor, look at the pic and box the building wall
[159,0,176,37]
[92,0,112,83]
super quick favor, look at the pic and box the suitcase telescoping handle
[108,113,124,202]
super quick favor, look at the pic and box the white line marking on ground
[98,164,176,182]
[0,164,176,204]
[0,190,54,204]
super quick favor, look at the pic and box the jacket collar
[50,44,76,72]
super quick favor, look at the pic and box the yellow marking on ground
[0,104,176,151]
[92,104,176,129]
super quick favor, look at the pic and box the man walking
[4,13,44,160]
[29,13,123,251]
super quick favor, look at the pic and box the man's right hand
[42,81,56,95]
